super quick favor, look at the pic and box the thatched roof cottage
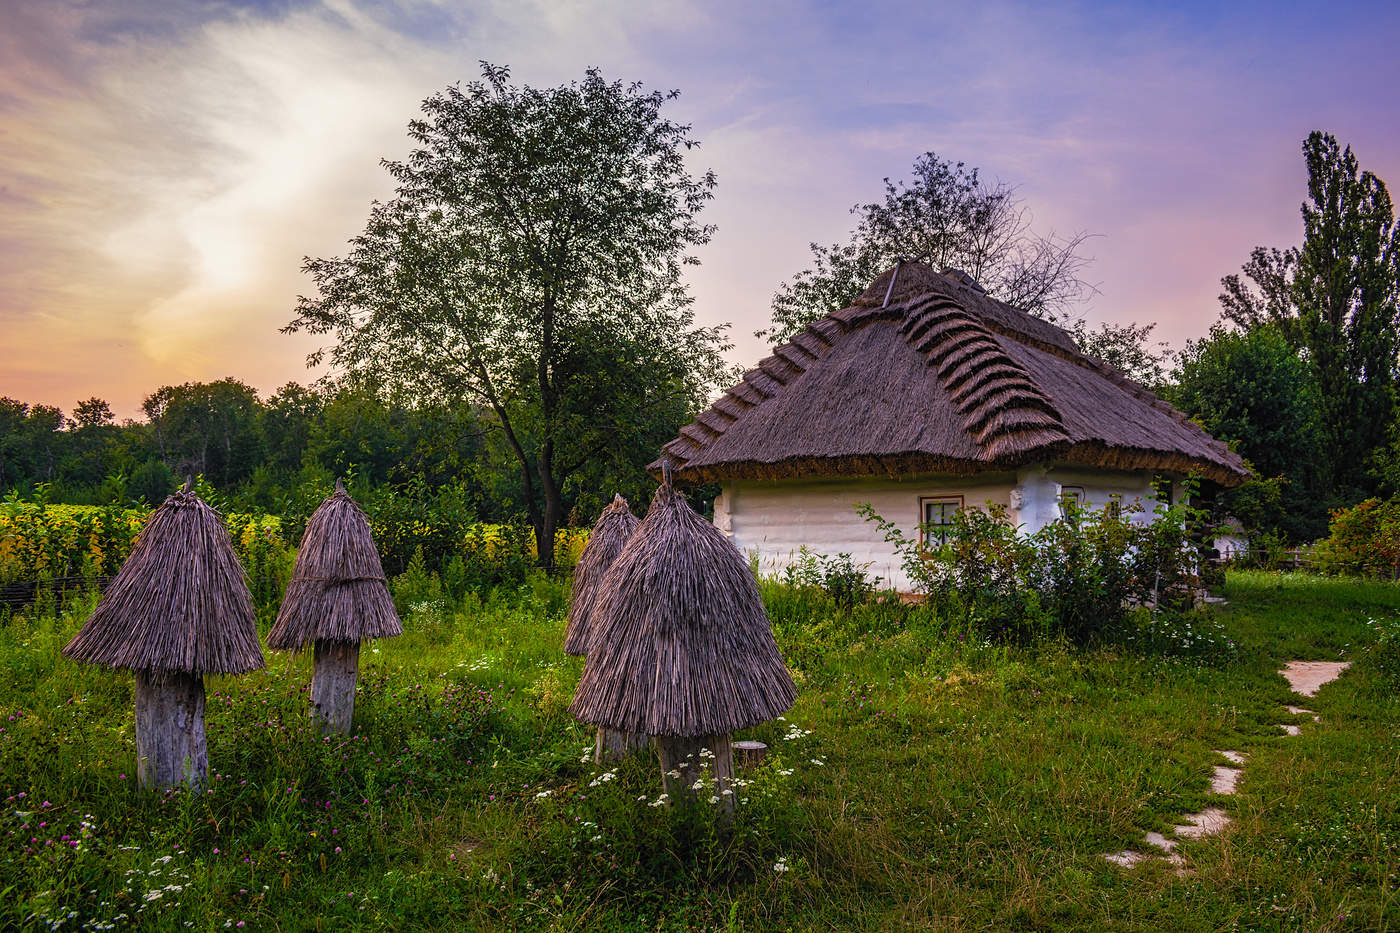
[654,263,1248,591]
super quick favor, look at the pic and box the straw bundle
[563,494,640,657]
[63,489,263,676]
[569,481,796,737]
[267,485,401,651]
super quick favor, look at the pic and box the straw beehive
[570,474,796,804]
[268,480,400,733]
[563,494,644,761]
[563,494,640,657]
[63,485,263,789]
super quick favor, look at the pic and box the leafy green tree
[141,379,263,487]
[1219,131,1400,497]
[1170,325,1328,541]
[1070,320,1171,391]
[287,65,732,567]
[761,151,1096,344]
[260,382,322,474]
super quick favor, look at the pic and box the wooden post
[311,640,360,734]
[594,727,649,763]
[134,670,208,790]
[654,733,734,815]
[733,740,768,769]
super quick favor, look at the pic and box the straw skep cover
[569,483,797,737]
[63,490,263,676]
[267,487,401,650]
[563,495,640,657]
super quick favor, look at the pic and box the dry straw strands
[267,485,401,650]
[654,262,1248,487]
[63,489,263,676]
[563,494,640,657]
[569,481,796,737]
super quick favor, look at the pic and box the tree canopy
[760,152,1097,344]
[286,65,733,566]
[1218,131,1400,498]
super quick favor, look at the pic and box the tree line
[4,63,1396,558]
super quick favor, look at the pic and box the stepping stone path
[1104,660,1349,873]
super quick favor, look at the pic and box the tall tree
[1219,131,1400,496]
[760,152,1096,344]
[1170,325,1328,541]
[287,65,732,567]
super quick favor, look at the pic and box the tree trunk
[595,727,649,763]
[654,734,734,815]
[311,640,360,734]
[134,670,208,790]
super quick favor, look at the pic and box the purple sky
[2,0,1398,419]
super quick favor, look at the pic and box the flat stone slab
[1211,765,1242,794]
[1144,831,1176,852]
[1104,849,1150,868]
[1279,723,1301,736]
[1173,807,1230,839]
[1280,661,1350,697]
[1216,749,1246,766]
[1286,705,1320,721]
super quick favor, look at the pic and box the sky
[2,0,1399,420]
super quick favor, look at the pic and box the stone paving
[1103,660,1350,873]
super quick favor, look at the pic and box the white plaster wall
[719,473,1017,591]
[715,465,1165,592]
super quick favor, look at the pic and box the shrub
[859,489,1212,644]
[1314,498,1400,578]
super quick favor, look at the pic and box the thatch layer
[652,263,1248,486]
[267,488,401,650]
[563,495,640,657]
[569,483,796,736]
[63,490,263,675]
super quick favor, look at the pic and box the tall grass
[0,570,1396,930]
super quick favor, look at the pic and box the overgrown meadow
[2,569,1398,931]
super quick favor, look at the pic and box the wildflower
[774,858,790,873]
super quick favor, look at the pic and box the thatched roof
[63,489,264,676]
[563,494,640,657]
[267,484,401,650]
[653,263,1249,486]
[569,480,797,736]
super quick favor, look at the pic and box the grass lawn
[1,570,1397,931]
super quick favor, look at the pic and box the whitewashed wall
[715,464,1163,592]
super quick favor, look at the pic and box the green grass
[1,570,1397,931]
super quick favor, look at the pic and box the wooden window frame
[1058,486,1085,519]
[919,495,964,549]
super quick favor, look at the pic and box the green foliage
[1069,319,1171,391]
[286,63,733,569]
[1218,131,1400,500]
[777,546,878,610]
[1313,497,1400,577]
[760,151,1096,344]
[1170,324,1328,541]
[859,492,1213,644]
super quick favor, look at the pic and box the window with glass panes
[920,496,962,547]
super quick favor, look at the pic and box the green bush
[858,490,1213,644]
[1314,497,1400,578]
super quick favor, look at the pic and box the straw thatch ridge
[63,490,263,675]
[563,494,640,657]
[267,487,401,650]
[651,263,1248,486]
[569,482,797,736]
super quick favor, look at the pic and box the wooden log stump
[594,728,649,764]
[134,670,208,790]
[311,640,360,734]
[733,740,768,769]
[654,733,734,815]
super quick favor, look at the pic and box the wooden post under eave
[134,670,208,790]
[311,640,360,734]
[654,733,735,816]
[595,727,649,763]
